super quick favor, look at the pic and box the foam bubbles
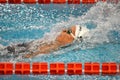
[39,2,120,52]
[0,2,120,61]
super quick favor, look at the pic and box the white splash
[0,2,120,61]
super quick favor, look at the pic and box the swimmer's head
[63,29,72,34]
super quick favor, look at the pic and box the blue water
[0,4,90,45]
[0,2,120,80]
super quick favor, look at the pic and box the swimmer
[23,25,89,58]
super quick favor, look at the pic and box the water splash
[83,2,120,44]
[24,2,120,59]
[43,2,120,50]
[0,2,120,80]
[0,2,120,61]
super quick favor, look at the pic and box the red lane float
[0,62,13,75]
[67,62,82,75]
[15,62,30,75]
[0,0,119,4]
[0,0,7,3]
[53,0,66,4]
[84,62,100,75]
[32,62,48,75]
[50,62,65,75]
[0,62,119,75]
[68,0,80,4]
[8,0,21,4]
[23,0,36,4]
[102,62,117,75]
[38,0,51,4]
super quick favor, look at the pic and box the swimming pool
[0,1,120,80]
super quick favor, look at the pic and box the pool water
[0,1,120,80]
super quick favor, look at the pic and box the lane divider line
[0,62,120,75]
[0,0,119,4]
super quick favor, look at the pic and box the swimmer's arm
[23,51,42,58]
[23,41,61,58]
